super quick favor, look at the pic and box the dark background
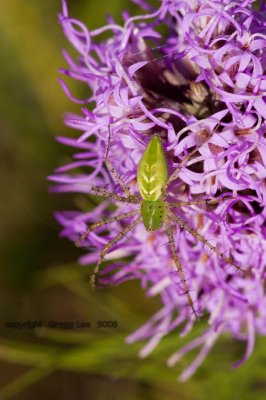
[0,1,266,399]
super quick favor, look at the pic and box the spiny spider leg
[167,209,245,273]
[164,216,198,318]
[76,209,140,247]
[91,186,141,203]
[167,197,230,208]
[163,135,211,192]
[105,125,132,197]
[91,216,142,287]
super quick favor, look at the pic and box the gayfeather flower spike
[49,0,266,381]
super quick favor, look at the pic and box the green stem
[0,366,54,400]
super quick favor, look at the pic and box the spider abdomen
[137,135,168,201]
[141,200,165,231]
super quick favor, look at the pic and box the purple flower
[50,0,266,380]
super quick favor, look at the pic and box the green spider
[77,133,243,317]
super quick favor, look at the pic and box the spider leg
[91,186,141,203]
[105,125,132,197]
[164,215,198,318]
[91,216,142,287]
[76,208,140,247]
[166,197,230,208]
[167,209,245,273]
[163,135,211,193]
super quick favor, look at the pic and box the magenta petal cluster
[50,0,266,380]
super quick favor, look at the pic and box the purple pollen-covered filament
[49,0,266,381]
